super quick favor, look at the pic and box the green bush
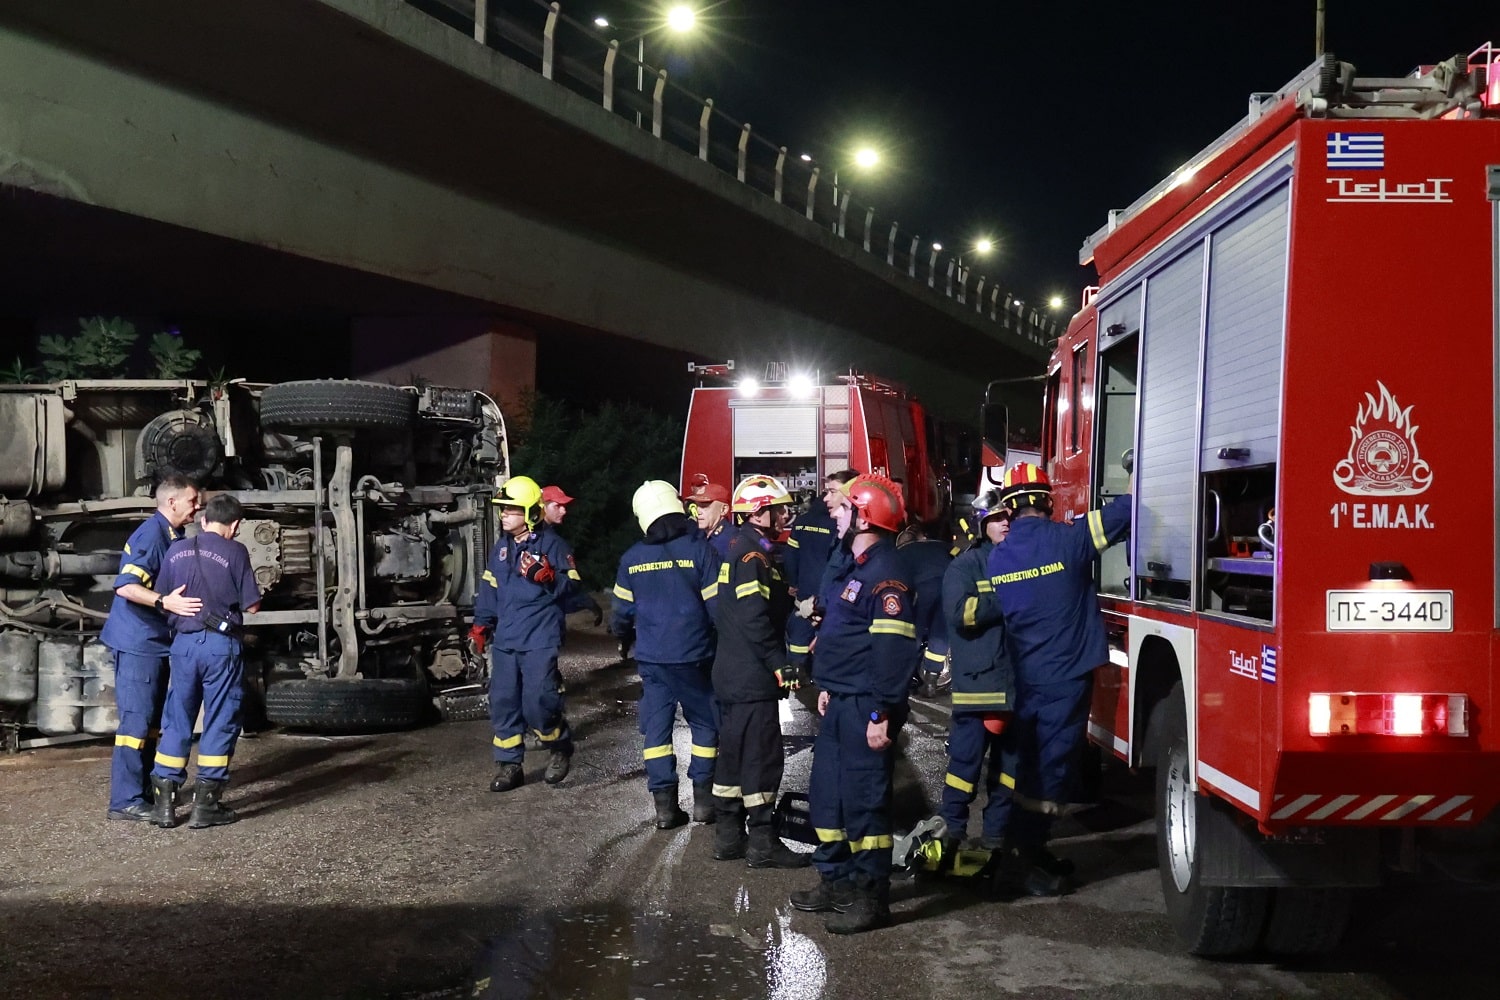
[510,393,685,590]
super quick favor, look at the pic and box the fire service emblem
[1333,381,1431,496]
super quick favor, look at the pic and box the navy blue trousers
[153,630,244,783]
[489,646,571,764]
[809,694,906,886]
[108,650,168,810]
[1008,674,1092,847]
[638,659,718,791]
[939,712,1015,842]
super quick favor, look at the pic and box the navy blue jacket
[157,533,262,635]
[611,516,722,664]
[986,498,1132,686]
[942,541,1012,713]
[899,538,952,646]
[99,511,180,656]
[813,536,917,710]
[711,523,791,703]
[702,520,734,561]
[784,498,837,598]
[474,527,578,651]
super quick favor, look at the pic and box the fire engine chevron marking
[1419,795,1472,821]
[1333,381,1432,496]
[1271,794,1320,820]
[1271,793,1475,823]
[1307,795,1360,820]
[1381,795,1435,821]
[1343,795,1398,820]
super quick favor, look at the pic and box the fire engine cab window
[1042,369,1061,465]
[1069,344,1087,454]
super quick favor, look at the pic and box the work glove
[467,624,491,657]
[774,663,806,693]
[517,550,556,586]
[794,596,816,619]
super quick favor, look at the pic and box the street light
[594,7,698,127]
[974,238,994,254]
[1048,295,1065,310]
[830,142,881,208]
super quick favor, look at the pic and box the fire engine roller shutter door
[1201,184,1290,473]
[1138,246,1205,595]
[733,405,819,457]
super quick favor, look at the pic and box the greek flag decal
[1326,132,1384,170]
[1260,645,1278,684]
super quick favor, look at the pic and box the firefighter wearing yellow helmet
[708,474,808,870]
[471,475,581,792]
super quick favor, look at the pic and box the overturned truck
[0,378,505,750]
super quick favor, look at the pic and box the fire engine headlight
[1308,692,1469,737]
[787,373,815,398]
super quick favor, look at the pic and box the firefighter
[937,490,1017,856]
[683,474,734,560]
[784,470,858,671]
[897,519,953,698]
[148,494,262,829]
[542,484,603,631]
[789,473,917,933]
[985,462,1130,893]
[540,485,574,527]
[611,481,723,829]
[99,475,203,822]
[470,475,580,792]
[710,474,808,869]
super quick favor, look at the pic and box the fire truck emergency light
[1308,693,1469,737]
[787,373,815,398]
[737,376,760,397]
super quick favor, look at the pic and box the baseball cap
[682,473,730,505]
[541,485,575,505]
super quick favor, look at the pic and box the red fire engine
[680,361,947,521]
[1034,46,1500,956]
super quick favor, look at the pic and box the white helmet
[632,480,686,534]
[731,474,793,515]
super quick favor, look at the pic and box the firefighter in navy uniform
[544,484,604,631]
[148,494,262,829]
[937,490,1018,856]
[683,474,735,561]
[898,520,954,697]
[710,475,808,869]
[611,480,724,829]
[471,475,580,792]
[790,474,918,934]
[99,475,203,822]
[784,470,857,672]
[986,462,1130,893]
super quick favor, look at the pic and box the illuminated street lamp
[1048,294,1065,310]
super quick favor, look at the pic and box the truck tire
[264,677,428,731]
[1153,682,1270,956]
[437,690,489,723]
[259,379,415,431]
[1262,887,1352,956]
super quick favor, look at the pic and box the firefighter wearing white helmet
[708,474,808,869]
[471,475,581,792]
[610,481,724,829]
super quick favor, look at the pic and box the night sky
[583,0,1497,305]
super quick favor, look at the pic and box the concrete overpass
[0,0,1053,420]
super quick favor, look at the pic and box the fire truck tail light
[1308,693,1469,737]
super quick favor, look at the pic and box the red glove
[517,550,555,586]
[981,712,1008,736]
[467,624,490,656]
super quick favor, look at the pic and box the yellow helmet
[731,474,792,515]
[493,475,544,528]
[632,480,686,534]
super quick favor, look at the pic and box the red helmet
[999,462,1051,512]
[845,473,906,532]
[731,474,793,515]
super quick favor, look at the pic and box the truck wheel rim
[1165,738,1195,893]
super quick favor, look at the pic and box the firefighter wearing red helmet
[983,461,1131,895]
[709,474,809,870]
[790,473,917,933]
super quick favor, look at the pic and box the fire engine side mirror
[981,403,1008,465]
[1121,448,1134,474]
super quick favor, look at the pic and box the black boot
[544,749,572,785]
[652,787,689,830]
[713,798,747,861]
[692,783,716,823]
[988,844,1071,897]
[490,763,524,792]
[825,881,891,934]
[789,876,858,913]
[149,774,178,829]
[188,778,238,829]
[746,807,810,869]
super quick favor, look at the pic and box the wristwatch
[154,596,165,613]
[869,710,888,724]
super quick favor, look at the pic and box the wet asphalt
[2,620,1498,999]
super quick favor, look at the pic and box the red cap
[683,473,730,505]
[541,485,575,505]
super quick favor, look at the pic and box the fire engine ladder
[1311,44,1494,119]
[821,387,851,477]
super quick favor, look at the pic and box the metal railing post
[473,0,488,44]
[542,3,559,80]
[908,236,919,278]
[946,260,956,298]
[927,246,939,288]
[603,41,617,111]
[887,222,898,266]
[837,191,850,238]
[737,123,750,182]
[774,147,786,203]
[958,265,969,304]
[862,207,875,252]
[973,276,985,311]
[652,70,666,138]
[806,168,819,221]
[990,286,1000,320]
[699,99,713,160]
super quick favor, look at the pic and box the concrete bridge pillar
[352,318,537,422]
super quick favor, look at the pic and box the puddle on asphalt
[419,901,826,999]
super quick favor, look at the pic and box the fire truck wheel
[264,677,430,731]
[1261,887,1353,956]
[1152,682,1271,957]
[259,379,416,431]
